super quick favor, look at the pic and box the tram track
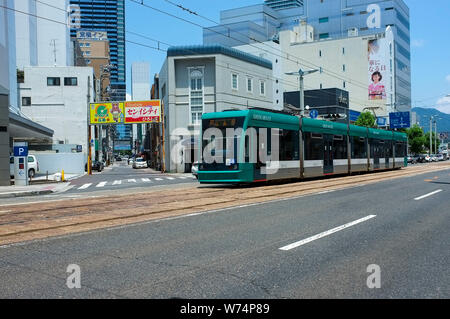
[0,162,449,246]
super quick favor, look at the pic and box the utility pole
[435,120,438,154]
[87,76,92,175]
[429,116,433,156]
[285,68,319,117]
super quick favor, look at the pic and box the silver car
[133,158,148,169]
[191,161,199,179]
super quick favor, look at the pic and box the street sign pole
[87,76,92,175]
[161,100,166,173]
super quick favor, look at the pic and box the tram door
[323,134,334,174]
[371,140,380,169]
[385,141,391,169]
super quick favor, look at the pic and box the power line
[156,0,376,91]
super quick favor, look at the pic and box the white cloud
[436,96,450,114]
[446,75,450,83]
[412,39,425,47]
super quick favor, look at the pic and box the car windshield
[136,158,144,162]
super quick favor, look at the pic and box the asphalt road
[65,161,197,194]
[0,168,448,298]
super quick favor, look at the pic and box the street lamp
[285,68,319,117]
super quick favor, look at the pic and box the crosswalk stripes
[74,175,196,191]
[78,183,92,190]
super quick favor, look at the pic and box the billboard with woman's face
[368,39,387,100]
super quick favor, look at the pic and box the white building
[159,44,274,173]
[131,62,151,149]
[235,24,400,119]
[15,0,72,69]
[19,66,94,160]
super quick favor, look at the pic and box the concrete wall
[33,152,85,175]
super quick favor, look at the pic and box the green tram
[197,108,408,184]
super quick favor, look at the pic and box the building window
[343,81,346,88]
[22,97,31,106]
[84,51,91,56]
[47,77,60,86]
[85,42,91,47]
[319,17,329,23]
[231,73,238,90]
[319,50,322,57]
[342,47,345,55]
[64,77,78,86]
[189,69,204,125]
[247,77,253,93]
[319,33,329,39]
[259,81,266,96]
[343,64,346,72]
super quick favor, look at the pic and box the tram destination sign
[389,112,410,129]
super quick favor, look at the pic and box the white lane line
[141,178,151,182]
[96,182,107,188]
[112,180,122,185]
[414,189,443,201]
[128,179,136,183]
[78,183,92,190]
[155,178,163,181]
[279,215,377,251]
[166,177,175,180]
[178,177,187,179]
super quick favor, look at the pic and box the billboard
[124,100,161,124]
[368,39,388,100]
[90,102,124,124]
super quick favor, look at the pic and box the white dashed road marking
[414,189,442,201]
[279,215,377,251]
[96,182,107,188]
[78,183,92,190]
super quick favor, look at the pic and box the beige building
[235,24,399,120]
[74,31,110,101]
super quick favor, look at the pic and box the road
[0,166,448,298]
[67,161,197,194]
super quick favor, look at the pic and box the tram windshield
[201,117,245,167]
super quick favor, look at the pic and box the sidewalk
[0,182,72,199]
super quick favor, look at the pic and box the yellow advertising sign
[89,102,124,124]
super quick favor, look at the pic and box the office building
[131,62,151,153]
[69,0,126,101]
[15,0,72,69]
[159,44,273,172]
[204,0,411,110]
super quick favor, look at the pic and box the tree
[354,111,377,128]
[406,124,426,155]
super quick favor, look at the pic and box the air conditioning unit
[348,28,358,37]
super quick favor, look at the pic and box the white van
[9,155,39,178]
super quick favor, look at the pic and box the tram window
[305,132,323,160]
[395,142,406,157]
[352,136,367,158]
[245,135,249,162]
[278,129,299,161]
[333,135,347,159]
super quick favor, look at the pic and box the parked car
[431,154,439,162]
[191,161,199,179]
[412,155,424,163]
[128,157,135,165]
[133,158,148,169]
[424,155,432,162]
[115,156,122,162]
[9,155,39,178]
[436,154,444,161]
[85,160,104,172]
[407,156,416,164]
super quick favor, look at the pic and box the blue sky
[125,0,450,113]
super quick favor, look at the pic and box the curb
[0,189,54,199]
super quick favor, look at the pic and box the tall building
[15,0,72,69]
[69,0,126,101]
[203,0,411,111]
[265,0,303,10]
[131,62,150,153]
